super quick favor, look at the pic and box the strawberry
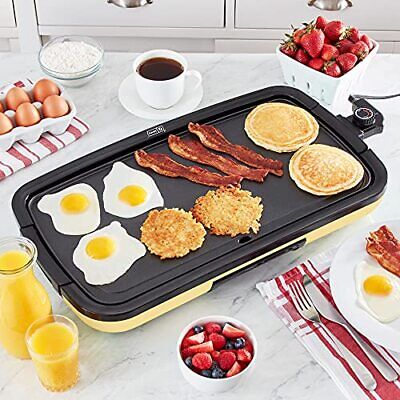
[184,328,195,338]
[336,39,354,54]
[324,20,345,42]
[244,341,253,354]
[361,34,374,50]
[204,322,222,335]
[209,333,226,350]
[308,58,324,71]
[300,25,325,58]
[350,41,369,60]
[226,361,242,378]
[211,350,220,361]
[192,353,212,370]
[185,332,205,346]
[222,323,247,339]
[323,36,331,44]
[294,48,310,65]
[237,348,253,363]
[218,351,236,371]
[343,26,360,43]
[188,340,214,355]
[315,15,328,30]
[320,44,339,61]
[280,39,297,58]
[336,53,358,72]
[324,61,342,77]
[293,28,306,45]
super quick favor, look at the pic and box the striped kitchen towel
[0,79,89,181]
[257,249,400,400]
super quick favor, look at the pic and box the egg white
[103,162,164,218]
[355,261,400,323]
[38,183,101,235]
[72,221,146,285]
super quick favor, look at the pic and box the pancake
[140,208,206,259]
[191,186,263,237]
[289,144,364,196]
[245,103,319,153]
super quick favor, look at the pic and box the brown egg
[5,87,31,111]
[15,103,41,127]
[42,95,69,119]
[0,102,4,113]
[33,79,60,103]
[0,113,13,135]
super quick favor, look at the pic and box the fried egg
[38,183,100,235]
[73,221,146,285]
[103,162,164,218]
[355,261,400,323]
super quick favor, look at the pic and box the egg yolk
[118,185,147,207]
[363,275,393,296]
[60,193,90,214]
[0,250,30,271]
[85,236,116,260]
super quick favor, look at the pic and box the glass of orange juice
[26,314,79,392]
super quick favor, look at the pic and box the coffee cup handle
[185,70,202,92]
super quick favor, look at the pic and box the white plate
[118,73,203,121]
[330,220,400,353]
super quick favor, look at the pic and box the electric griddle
[12,86,387,332]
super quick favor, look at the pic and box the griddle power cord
[349,93,400,101]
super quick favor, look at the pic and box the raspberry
[211,351,220,361]
[192,352,212,370]
[218,351,236,371]
[205,322,222,334]
[209,333,226,350]
[181,347,192,359]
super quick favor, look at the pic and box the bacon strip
[168,135,268,183]
[188,123,284,176]
[366,225,400,278]
[134,150,242,187]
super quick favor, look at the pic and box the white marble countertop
[0,52,399,400]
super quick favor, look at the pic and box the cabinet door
[236,0,400,30]
[0,0,16,27]
[36,0,225,28]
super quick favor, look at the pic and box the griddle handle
[345,97,384,140]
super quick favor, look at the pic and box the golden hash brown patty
[140,208,206,259]
[191,186,263,237]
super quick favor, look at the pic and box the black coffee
[138,57,184,81]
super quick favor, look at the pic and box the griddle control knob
[353,107,375,129]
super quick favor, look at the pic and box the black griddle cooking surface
[12,86,387,321]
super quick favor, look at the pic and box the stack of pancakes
[245,103,319,153]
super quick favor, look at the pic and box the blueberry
[184,357,193,368]
[193,325,204,334]
[225,340,234,350]
[211,367,225,379]
[234,338,246,349]
[211,361,218,370]
[201,369,212,378]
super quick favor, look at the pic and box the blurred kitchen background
[1,0,400,53]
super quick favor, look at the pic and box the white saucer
[118,74,203,121]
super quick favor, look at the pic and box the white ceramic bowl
[276,41,379,105]
[177,315,257,393]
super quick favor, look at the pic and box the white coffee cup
[133,49,202,110]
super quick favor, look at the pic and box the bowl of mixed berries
[177,316,257,393]
[277,16,378,104]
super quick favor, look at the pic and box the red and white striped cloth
[0,79,89,181]
[257,248,400,400]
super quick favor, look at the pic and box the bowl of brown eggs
[0,78,76,152]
